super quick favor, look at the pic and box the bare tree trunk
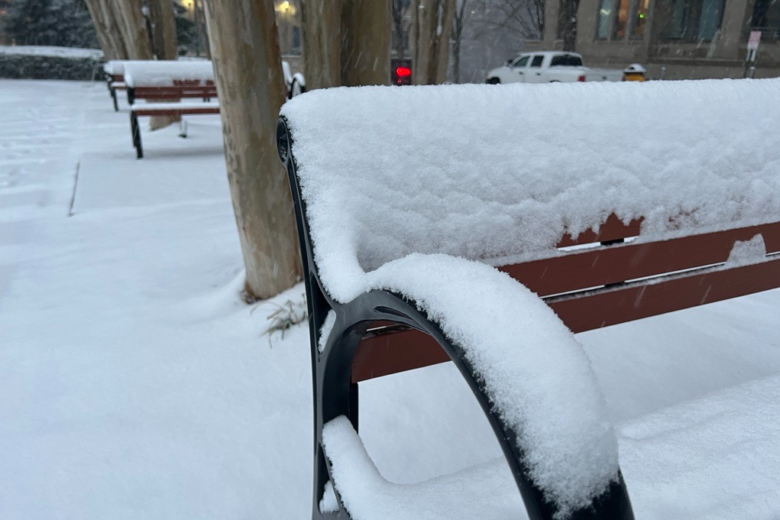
[341,0,391,86]
[84,0,129,60]
[559,0,579,51]
[433,0,455,83]
[148,0,178,59]
[452,0,468,83]
[114,0,154,59]
[147,0,181,130]
[412,0,455,85]
[205,0,302,301]
[301,0,342,89]
[302,0,391,89]
[391,0,406,58]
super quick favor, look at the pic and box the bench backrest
[280,80,780,380]
[124,61,217,100]
[282,80,779,292]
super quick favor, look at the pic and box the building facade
[524,0,780,78]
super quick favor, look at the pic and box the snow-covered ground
[1,79,780,520]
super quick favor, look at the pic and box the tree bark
[392,0,406,58]
[147,0,181,130]
[412,0,455,85]
[559,0,579,51]
[341,0,391,86]
[301,0,343,89]
[148,0,178,59]
[452,0,468,83]
[205,0,302,301]
[84,0,129,60]
[113,0,154,59]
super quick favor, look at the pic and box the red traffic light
[391,59,412,86]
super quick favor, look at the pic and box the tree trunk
[147,0,181,130]
[452,0,468,83]
[301,0,342,89]
[148,0,178,59]
[113,0,154,59]
[84,0,130,60]
[341,0,391,86]
[559,0,579,51]
[392,0,406,58]
[302,0,391,89]
[205,0,302,301]
[412,0,455,85]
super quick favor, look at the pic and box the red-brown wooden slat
[133,88,217,100]
[133,108,220,117]
[501,221,780,297]
[352,257,780,383]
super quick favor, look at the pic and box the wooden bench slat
[132,107,220,117]
[133,88,217,100]
[352,256,780,382]
[502,221,780,297]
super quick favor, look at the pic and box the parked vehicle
[486,51,624,84]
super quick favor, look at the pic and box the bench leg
[130,112,143,159]
[178,119,188,138]
[111,87,119,112]
[312,315,364,519]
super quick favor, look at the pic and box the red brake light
[396,67,412,78]
[578,75,586,82]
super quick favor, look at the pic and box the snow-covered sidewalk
[2,80,780,520]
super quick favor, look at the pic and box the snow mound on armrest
[124,61,214,88]
[104,60,153,76]
[322,416,524,520]
[281,80,780,299]
[358,254,618,516]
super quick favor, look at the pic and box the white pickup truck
[486,51,624,84]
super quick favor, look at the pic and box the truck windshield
[550,55,583,67]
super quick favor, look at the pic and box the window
[530,55,545,67]
[292,26,301,53]
[550,54,583,66]
[631,0,650,37]
[657,0,724,40]
[752,0,780,38]
[598,0,652,40]
[514,56,530,67]
[698,0,723,39]
[596,0,612,39]
[612,0,631,38]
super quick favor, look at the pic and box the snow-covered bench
[276,79,780,520]
[123,61,219,159]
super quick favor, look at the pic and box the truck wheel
[486,77,500,85]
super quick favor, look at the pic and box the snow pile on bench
[331,254,619,517]
[124,61,214,87]
[282,79,780,301]
[104,60,151,76]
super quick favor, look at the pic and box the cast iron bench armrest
[276,117,635,520]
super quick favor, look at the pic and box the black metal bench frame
[105,72,125,112]
[276,117,635,520]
